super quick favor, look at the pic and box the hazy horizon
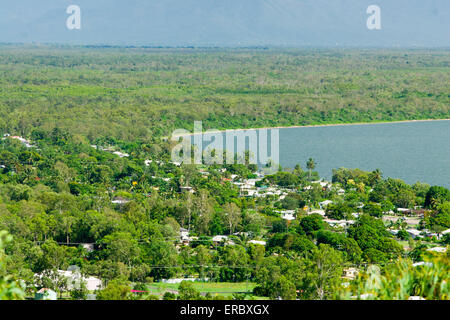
[0,0,449,47]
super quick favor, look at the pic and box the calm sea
[195,120,449,187]
[278,120,450,187]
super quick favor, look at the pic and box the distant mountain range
[0,0,449,47]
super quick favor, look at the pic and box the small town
[1,133,448,300]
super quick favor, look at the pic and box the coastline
[170,118,450,138]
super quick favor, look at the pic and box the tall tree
[306,158,316,181]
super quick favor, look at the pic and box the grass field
[145,281,257,297]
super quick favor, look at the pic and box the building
[342,267,359,280]
[212,235,235,246]
[426,246,447,253]
[308,209,326,216]
[180,227,189,240]
[111,197,131,204]
[319,200,333,209]
[35,288,57,300]
[248,240,266,246]
[57,269,103,291]
[180,186,194,193]
[81,243,94,252]
[406,229,422,239]
[112,151,129,158]
[277,210,295,221]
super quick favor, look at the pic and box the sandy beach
[170,118,450,138]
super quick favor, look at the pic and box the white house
[111,197,131,204]
[426,246,447,253]
[3,135,36,148]
[212,235,229,244]
[388,229,399,236]
[342,267,359,280]
[35,288,57,300]
[81,243,94,252]
[180,186,195,193]
[309,209,326,216]
[277,210,295,221]
[112,151,129,158]
[180,227,189,240]
[406,229,422,239]
[319,200,333,209]
[412,261,433,267]
[248,240,266,246]
[58,270,103,291]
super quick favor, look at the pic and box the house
[212,235,228,243]
[356,202,364,209]
[57,269,102,291]
[351,293,374,300]
[308,209,326,216]
[342,267,359,280]
[113,151,129,158]
[85,276,103,291]
[277,210,295,221]
[180,186,194,193]
[406,229,422,239]
[4,135,36,148]
[35,288,57,300]
[313,181,331,190]
[212,235,234,245]
[81,243,94,252]
[180,227,189,240]
[319,200,333,209]
[248,240,266,246]
[425,231,440,239]
[426,246,447,253]
[408,296,426,300]
[388,229,399,236]
[412,261,433,267]
[324,219,352,228]
[111,197,131,204]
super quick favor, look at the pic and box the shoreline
[170,118,450,138]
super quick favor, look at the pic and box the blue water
[279,120,450,187]
[195,120,449,187]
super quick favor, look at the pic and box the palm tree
[306,158,316,181]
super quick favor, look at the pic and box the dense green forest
[0,46,448,300]
[0,45,449,141]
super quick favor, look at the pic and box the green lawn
[145,281,257,297]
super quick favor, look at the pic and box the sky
[0,0,449,47]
